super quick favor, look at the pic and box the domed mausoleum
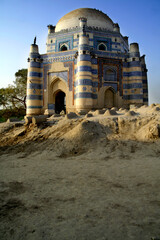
[26,8,148,115]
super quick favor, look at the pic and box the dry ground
[0,105,160,240]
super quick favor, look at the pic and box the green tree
[0,69,27,109]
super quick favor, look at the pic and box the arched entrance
[104,88,114,108]
[55,91,66,113]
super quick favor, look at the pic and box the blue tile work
[49,71,68,83]
[123,83,142,89]
[48,103,55,110]
[79,45,90,51]
[30,62,42,68]
[78,55,91,61]
[142,69,148,103]
[75,66,98,75]
[74,79,99,88]
[94,50,127,59]
[94,36,112,51]
[123,71,142,77]
[30,53,40,58]
[55,36,73,52]
[142,79,148,84]
[41,51,76,63]
[76,66,92,72]
[91,58,98,64]
[123,94,143,100]
[75,79,92,86]
[103,65,117,82]
[92,82,98,87]
[29,72,43,77]
[64,61,74,91]
[27,95,43,100]
[123,61,142,68]
[98,58,123,96]
[27,106,43,109]
[74,92,97,99]
[27,83,43,89]
[42,51,76,59]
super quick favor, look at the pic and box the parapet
[113,23,120,33]
[30,44,39,54]
[47,25,56,34]
[130,43,139,53]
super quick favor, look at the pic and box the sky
[0,0,160,104]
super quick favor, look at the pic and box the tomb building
[26,8,148,115]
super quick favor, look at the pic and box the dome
[55,8,114,32]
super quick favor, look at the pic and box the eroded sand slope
[0,105,160,240]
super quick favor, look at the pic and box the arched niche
[48,77,68,112]
[60,43,68,51]
[104,88,115,108]
[98,86,116,109]
[98,43,107,51]
[104,68,117,82]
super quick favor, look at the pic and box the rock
[85,113,93,118]
[32,115,48,124]
[78,110,88,115]
[65,112,79,119]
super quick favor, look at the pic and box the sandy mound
[111,107,118,111]
[92,109,105,115]
[104,109,117,116]
[125,110,137,116]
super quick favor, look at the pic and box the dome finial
[34,36,36,45]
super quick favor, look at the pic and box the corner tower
[26,41,43,116]
[75,17,93,112]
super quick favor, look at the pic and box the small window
[98,43,106,51]
[60,44,68,51]
[132,58,136,61]
[83,51,86,55]
[115,38,117,42]
[51,40,53,43]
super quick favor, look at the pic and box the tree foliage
[0,69,27,109]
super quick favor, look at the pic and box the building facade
[26,8,148,116]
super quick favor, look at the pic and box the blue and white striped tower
[75,17,93,112]
[26,43,43,116]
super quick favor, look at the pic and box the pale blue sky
[0,0,160,104]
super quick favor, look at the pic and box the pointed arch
[104,86,115,108]
[60,43,69,51]
[98,43,107,51]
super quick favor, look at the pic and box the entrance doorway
[55,91,66,114]
[104,89,114,108]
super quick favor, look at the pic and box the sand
[0,104,160,240]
